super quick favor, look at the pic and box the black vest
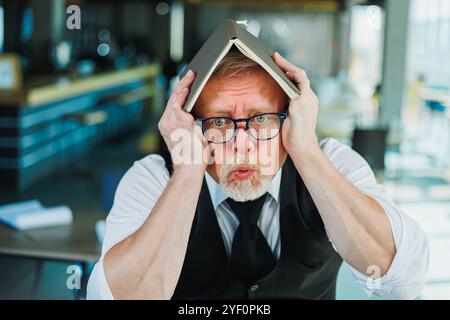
[172,157,342,300]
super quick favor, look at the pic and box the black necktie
[226,194,277,284]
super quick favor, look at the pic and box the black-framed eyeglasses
[196,112,287,144]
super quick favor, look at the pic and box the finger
[285,71,310,94]
[274,52,310,92]
[174,104,194,122]
[169,87,189,110]
[167,84,187,107]
[273,52,298,74]
[167,70,195,107]
[174,69,195,93]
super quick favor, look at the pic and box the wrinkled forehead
[194,70,287,118]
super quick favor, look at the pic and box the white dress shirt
[87,138,429,300]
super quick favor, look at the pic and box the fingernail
[187,69,194,76]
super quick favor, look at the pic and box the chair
[351,127,389,173]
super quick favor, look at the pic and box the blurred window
[408,0,450,88]
[348,5,384,98]
[193,6,337,78]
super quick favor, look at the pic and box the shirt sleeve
[86,154,170,300]
[320,138,430,300]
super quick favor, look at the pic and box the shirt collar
[205,168,282,210]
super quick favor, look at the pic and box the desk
[0,214,100,300]
[0,167,103,299]
[0,214,100,263]
[0,130,146,299]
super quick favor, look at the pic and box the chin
[221,177,270,202]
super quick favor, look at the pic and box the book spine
[227,19,239,39]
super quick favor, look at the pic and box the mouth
[230,166,256,181]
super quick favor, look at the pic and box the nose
[234,121,255,155]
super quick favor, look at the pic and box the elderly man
[87,48,429,300]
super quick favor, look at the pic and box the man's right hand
[158,70,209,171]
[103,76,209,297]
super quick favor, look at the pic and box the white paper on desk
[0,200,43,216]
[0,202,73,230]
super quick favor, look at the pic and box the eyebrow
[204,105,276,117]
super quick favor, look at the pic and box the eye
[212,118,227,127]
[254,114,268,123]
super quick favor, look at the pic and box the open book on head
[180,19,301,112]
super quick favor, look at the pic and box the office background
[0,0,449,299]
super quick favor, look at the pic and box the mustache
[223,153,257,165]
[220,161,261,181]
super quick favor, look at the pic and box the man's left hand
[273,52,320,155]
